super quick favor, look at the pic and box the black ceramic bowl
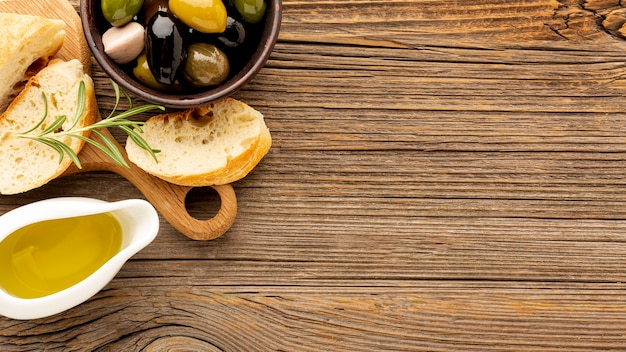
[80,0,281,108]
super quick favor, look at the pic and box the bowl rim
[80,0,282,109]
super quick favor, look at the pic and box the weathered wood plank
[3,0,626,350]
[3,284,626,351]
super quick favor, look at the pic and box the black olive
[145,10,187,85]
[217,16,248,50]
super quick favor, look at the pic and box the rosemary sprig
[14,80,164,169]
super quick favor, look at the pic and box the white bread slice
[0,59,96,195]
[126,98,271,186]
[0,13,66,112]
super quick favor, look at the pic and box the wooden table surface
[3,0,626,350]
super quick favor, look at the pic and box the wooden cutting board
[0,0,237,240]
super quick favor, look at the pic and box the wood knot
[602,8,626,39]
[548,0,626,41]
[143,336,223,351]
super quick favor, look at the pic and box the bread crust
[0,59,96,194]
[126,98,271,186]
[0,13,66,112]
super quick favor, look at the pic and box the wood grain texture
[3,0,626,350]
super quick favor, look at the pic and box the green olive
[169,0,227,33]
[233,0,265,24]
[133,52,171,91]
[101,0,144,26]
[183,43,230,87]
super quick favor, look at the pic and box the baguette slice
[0,13,66,112]
[126,98,271,186]
[0,59,96,195]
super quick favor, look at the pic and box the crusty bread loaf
[0,59,96,195]
[0,13,66,113]
[126,98,271,186]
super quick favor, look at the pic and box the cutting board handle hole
[184,187,221,221]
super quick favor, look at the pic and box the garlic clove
[102,22,145,65]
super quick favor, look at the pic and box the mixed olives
[100,0,267,92]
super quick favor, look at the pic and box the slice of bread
[126,98,271,186]
[0,59,96,195]
[0,13,66,113]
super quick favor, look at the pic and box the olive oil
[0,213,122,299]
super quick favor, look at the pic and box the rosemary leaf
[39,115,67,136]
[119,125,160,163]
[121,83,133,108]
[66,81,86,131]
[36,137,65,164]
[74,133,130,168]
[21,92,48,134]
[92,129,128,167]
[108,80,122,119]
[14,80,164,169]
[35,137,82,169]
[106,104,165,121]
[54,139,82,168]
